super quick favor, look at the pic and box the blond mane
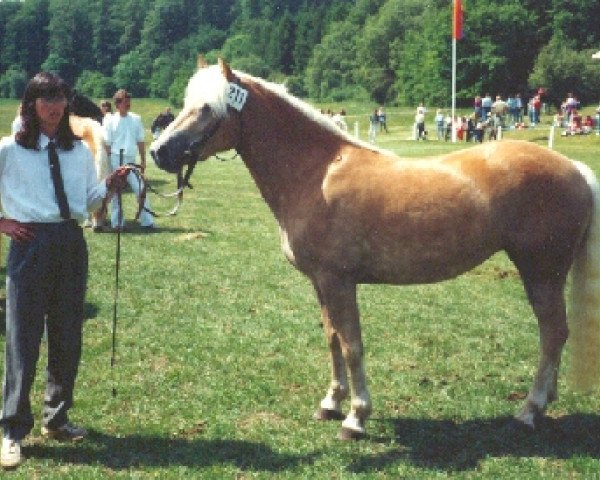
[184,65,384,154]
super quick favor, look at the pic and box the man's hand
[0,218,35,243]
[106,165,133,193]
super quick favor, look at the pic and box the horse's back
[446,140,592,249]
[69,115,110,179]
[304,146,498,283]
[293,140,592,284]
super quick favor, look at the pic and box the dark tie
[47,142,71,220]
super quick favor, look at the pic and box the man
[103,89,156,230]
[492,95,508,127]
[0,72,130,469]
[151,107,175,140]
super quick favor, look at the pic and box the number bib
[227,83,248,111]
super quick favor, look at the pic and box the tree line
[1,0,599,108]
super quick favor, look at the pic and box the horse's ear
[197,55,208,69]
[218,58,236,82]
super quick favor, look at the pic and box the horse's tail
[569,160,600,390]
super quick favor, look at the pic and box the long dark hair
[15,72,78,151]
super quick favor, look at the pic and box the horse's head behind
[70,90,103,123]
[150,58,243,174]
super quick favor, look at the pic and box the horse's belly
[288,200,497,285]
[354,237,496,284]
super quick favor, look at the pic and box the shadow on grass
[27,430,317,472]
[349,414,600,473]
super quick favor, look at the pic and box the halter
[141,74,247,217]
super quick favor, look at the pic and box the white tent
[592,51,600,59]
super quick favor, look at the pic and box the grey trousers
[1,221,87,440]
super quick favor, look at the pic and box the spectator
[444,112,453,141]
[473,119,484,143]
[332,110,348,131]
[481,93,493,118]
[473,96,482,120]
[99,100,112,125]
[368,109,379,143]
[377,106,388,133]
[506,94,517,126]
[515,94,524,123]
[565,93,578,120]
[532,95,542,125]
[434,109,445,140]
[415,108,426,140]
[492,95,508,127]
[103,89,156,230]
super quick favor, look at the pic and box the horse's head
[150,58,244,174]
[70,90,103,123]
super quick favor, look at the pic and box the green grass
[1,98,600,478]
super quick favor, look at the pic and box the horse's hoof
[338,427,367,441]
[313,408,345,421]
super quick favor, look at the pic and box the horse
[150,58,600,440]
[70,90,103,124]
[68,93,110,228]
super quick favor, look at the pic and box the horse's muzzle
[150,144,183,174]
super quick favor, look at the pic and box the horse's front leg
[313,283,348,421]
[313,276,372,439]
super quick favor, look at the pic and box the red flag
[453,0,464,40]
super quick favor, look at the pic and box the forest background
[1,0,600,109]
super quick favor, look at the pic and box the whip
[110,148,124,397]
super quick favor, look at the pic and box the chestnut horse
[150,59,600,440]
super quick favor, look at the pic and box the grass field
[1,97,600,478]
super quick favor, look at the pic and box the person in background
[103,89,156,230]
[99,100,112,125]
[444,112,453,141]
[377,106,388,133]
[150,107,175,140]
[0,72,130,470]
[434,109,445,140]
[368,108,379,143]
[481,93,493,118]
[473,95,482,120]
[332,109,348,131]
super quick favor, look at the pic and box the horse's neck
[237,94,340,218]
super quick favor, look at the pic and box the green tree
[304,21,361,100]
[75,70,115,98]
[1,0,49,78]
[267,11,296,74]
[549,0,600,50]
[355,0,424,103]
[0,66,28,98]
[391,8,449,106]
[46,0,94,85]
[529,42,600,106]
[113,49,150,96]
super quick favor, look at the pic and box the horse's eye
[201,104,211,115]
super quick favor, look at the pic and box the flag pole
[451,0,462,143]
[451,36,457,143]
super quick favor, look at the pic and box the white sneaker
[1,438,22,469]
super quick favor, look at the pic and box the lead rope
[110,148,124,397]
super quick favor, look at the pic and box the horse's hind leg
[514,274,569,429]
[312,275,371,439]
